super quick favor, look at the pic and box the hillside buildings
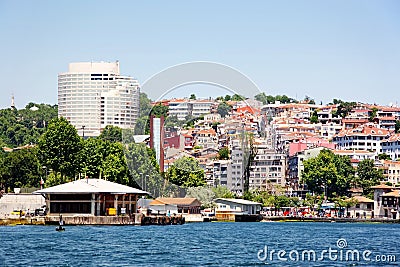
[58,61,140,137]
[164,99,400,196]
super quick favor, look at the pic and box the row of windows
[101,121,135,125]
[382,142,400,146]
[335,136,386,141]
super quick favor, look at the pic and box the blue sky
[0,1,399,108]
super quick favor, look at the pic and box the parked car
[35,206,47,216]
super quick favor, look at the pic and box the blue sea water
[0,222,399,266]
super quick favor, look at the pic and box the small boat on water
[56,214,65,231]
[56,226,65,231]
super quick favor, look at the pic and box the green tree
[166,157,205,187]
[189,94,196,100]
[134,92,155,135]
[395,120,400,133]
[78,138,105,179]
[217,147,229,160]
[310,110,319,124]
[338,196,358,217]
[304,96,315,104]
[134,117,149,135]
[217,102,232,118]
[165,115,182,129]
[125,143,167,196]
[369,107,378,122]
[255,92,268,105]
[44,172,63,187]
[186,186,215,208]
[102,145,130,184]
[212,185,235,198]
[378,153,391,160]
[138,92,152,117]
[224,95,231,101]
[357,159,383,197]
[334,101,357,118]
[99,125,122,142]
[302,149,354,197]
[0,103,58,147]
[243,133,258,194]
[303,193,323,213]
[231,94,245,101]
[0,152,7,191]
[275,95,297,104]
[37,117,82,183]
[151,103,169,118]
[0,148,41,191]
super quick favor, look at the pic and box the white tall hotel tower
[58,61,140,137]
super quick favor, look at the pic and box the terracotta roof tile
[383,190,400,197]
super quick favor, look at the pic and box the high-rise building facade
[58,62,140,136]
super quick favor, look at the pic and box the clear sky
[0,1,399,109]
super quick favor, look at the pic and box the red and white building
[332,124,391,156]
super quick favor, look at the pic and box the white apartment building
[195,128,218,150]
[168,99,191,120]
[381,133,400,160]
[381,160,400,185]
[315,123,343,140]
[250,142,286,191]
[168,98,215,120]
[58,61,139,137]
[211,160,231,187]
[230,138,244,195]
[191,99,215,117]
[332,124,391,156]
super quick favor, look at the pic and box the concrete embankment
[262,216,400,223]
[0,214,203,226]
[45,215,141,225]
[0,217,46,226]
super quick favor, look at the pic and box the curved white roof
[34,178,148,195]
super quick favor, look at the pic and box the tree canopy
[99,125,122,143]
[37,117,82,182]
[0,148,41,192]
[356,159,383,197]
[0,103,58,147]
[217,147,229,160]
[302,149,355,197]
[166,157,205,187]
[254,93,297,105]
[217,102,232,118]
[332,100,357,118]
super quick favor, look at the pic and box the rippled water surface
[1,222,399,266]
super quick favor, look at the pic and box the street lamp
[145,175,149,192]
[82,125,86,139]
